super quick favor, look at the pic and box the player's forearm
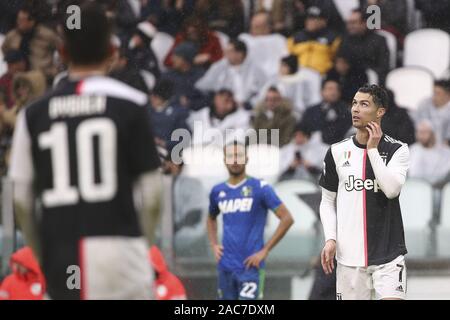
[206,216,218,247]
[367,149,406,199]
[264,207,293,253]
[320,188,337,242]
[134,170,162,246]
[13,181,41,263]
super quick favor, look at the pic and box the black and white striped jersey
[319,135,409,267]
[8,75,160,298]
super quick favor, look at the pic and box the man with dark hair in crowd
[195,39,268,109]
[300,78,352,145]
[1,3,60,81]
[381,89,416,146]
[128,21,160,79]
[337,9,390,84]
[287,6,341,75]
[110,48,149,93]
[149,79,191,149]
[161,41,207,111]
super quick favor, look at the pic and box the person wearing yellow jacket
[287,6,340,75]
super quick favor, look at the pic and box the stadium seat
[405,0,423,31]
[376,30,397,69]
[0,33,6,77]
[437,182,450,257]
[150,32,174,73]
[399,179,434,258]
[403,29,450,78]
[140,70,156,90]
[386,67,434,111]
[214,31,229,51]
[268,180,321,260]
[246,144,281,185]
[238,33,289,78]
[366,68,379,85]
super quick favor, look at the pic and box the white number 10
[38,119,117,207]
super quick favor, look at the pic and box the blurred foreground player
[319,85,409,300]
[207,141,294,300]
[8,2,162,299]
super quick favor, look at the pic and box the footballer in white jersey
[319,85,409,300]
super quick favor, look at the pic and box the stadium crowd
[0,0,450,299]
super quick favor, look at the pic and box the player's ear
[377,107,386,119]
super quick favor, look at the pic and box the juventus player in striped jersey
[319,85,409,300]
[8,2,162,299]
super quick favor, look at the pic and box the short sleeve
[261,182,282,212]
[208,188,220,218]
[129,106,161,176]
[319,147,339,192]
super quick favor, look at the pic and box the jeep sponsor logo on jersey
[218,198,254,214]
[345,175,380,192]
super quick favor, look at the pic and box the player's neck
[355,128,370,146]
[68,63,109,79]
[228,173,247,186]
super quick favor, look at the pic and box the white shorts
[80,236,154,300]
[336,255,407,300]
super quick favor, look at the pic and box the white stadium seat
[267,180,321,259]
[386,67,434,111]
[404,29,450,78]
[366,68,379,85]
[376,29,397,69]
[437,182,450,256]
[214,31,229,51]
[400,179,434,257]
[150,32,174,73]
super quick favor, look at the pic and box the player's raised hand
[213,244,224,262]
[244,248,268,269]
[367,121,383,150]
[321,240,336,275]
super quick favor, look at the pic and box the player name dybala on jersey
[8,76,160,299]
[319,135,409,267]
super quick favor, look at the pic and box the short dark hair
[19,3,38,21]
[152,79,174,101]
[61,1,112,65]
[321,78,341,90]
[357,84,389,109]
[351,8,370,22]
[228,39,247,56]
[434,79,450,93]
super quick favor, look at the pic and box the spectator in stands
[279,123,328,182]
[0,50,27,109]
[164,15,223,69]
[258,55,322,119]
[188,89,250,145]
[149,246,187,300]
[252,0,288,34]
[409,120,450,187]
[1,4,60,81]
[381,89,416,145]
[194,0,245,38]
[360,0,408,45]
[0,246,45,300]
[299,78,351,145]
[148,79,190,150]
[416,0,450,34]
[326,49,368,105]
[109,48,150,93]
[287,6,341,75]
[252,86,297,147]
[143,0,195,36]
[413,80,450,145]
[337,9,390,84]
[161,148,207,234]
[238,11,289,78]
[195,39,268,109]
[161,41,208,111]
[128,21,160,79]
